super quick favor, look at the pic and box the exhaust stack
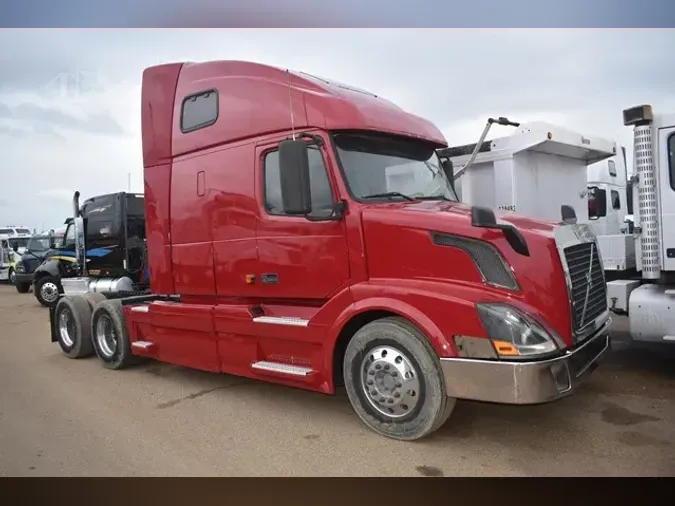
[72,191,81,218]
[623,104,660,280]
[71,191,87,276]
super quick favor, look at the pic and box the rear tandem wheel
[53,295,96,359]
[90,299,142,370]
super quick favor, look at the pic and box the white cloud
[1,28,674,229]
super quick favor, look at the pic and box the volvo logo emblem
[580,244,595,327]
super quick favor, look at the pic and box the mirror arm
[304,200,347,222]
[286,131,325,147]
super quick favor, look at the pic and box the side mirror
[471,206,498,228]
[561,205,577,225]
[278,138,312,215]
[48,229,56,249]
[470,205,530,257]
[441,158,455,192]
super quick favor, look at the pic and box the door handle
[261,273,279,284]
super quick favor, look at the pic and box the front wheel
[8,268,15,285]
[15,281,30,293]
[343,316,456,441]
[34,275,61,307]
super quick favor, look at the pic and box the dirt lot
[0,284,673,477]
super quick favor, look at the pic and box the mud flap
[49,303,58,342]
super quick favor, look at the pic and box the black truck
[32,191,149,307]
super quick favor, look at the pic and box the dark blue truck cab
[14,230,65,294]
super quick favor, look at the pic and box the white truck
[0,225,33,284]
[438,105,675,345]
[587,147,631,236]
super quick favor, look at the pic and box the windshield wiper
[415,195,453,201]
[362,192,416,201]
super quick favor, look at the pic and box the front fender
[332,279,530,360]
[33,259,64,281]
[329,296,453,357]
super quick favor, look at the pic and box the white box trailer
[437,118,637,273]
[438,120,617,224]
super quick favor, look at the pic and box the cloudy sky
[1,28,674,231]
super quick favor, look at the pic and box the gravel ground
[0,285,673,476]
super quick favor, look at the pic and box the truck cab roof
[0,226,32,238]
[141,60,447,169]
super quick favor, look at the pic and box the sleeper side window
[180,89,219,133]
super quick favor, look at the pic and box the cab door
[253,134,351,302]
[658,126,675,271]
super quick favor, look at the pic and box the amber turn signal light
[491,340,520,356]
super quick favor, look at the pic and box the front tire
[35,275,61,307]
[15,281,30,293]
[343,316,456,441]
[54,295,95,359]
[91,299,141,370]
[8,268,15,285]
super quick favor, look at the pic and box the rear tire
[343,316,456,441]
[15,281,30,293]
[35,275,61,307]
[54,295,95,359]
[83,292,107,309]
[91,299,140,370]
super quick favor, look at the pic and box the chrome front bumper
[439,319,610,405]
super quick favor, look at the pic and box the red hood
[360,200,561,246]
[358,200,574,345]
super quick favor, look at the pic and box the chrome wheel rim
[360,345,421,418]
[58,308,75,347]
[9,270,15,284]
[41,282,59,303]
[95,314,117,358]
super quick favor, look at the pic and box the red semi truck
[48,60,611,441]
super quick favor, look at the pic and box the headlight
[16,263,25,273]
[476,303,561,359]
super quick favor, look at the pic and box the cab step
[252,316,309,327]
[131,340,155,351]
[251,360,313,377]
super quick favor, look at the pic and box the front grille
[24,258,39,273]
[563,242,607,334]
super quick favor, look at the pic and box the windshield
[27,236,51,252]
[8,237,29,249]
[333,132,458,202]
